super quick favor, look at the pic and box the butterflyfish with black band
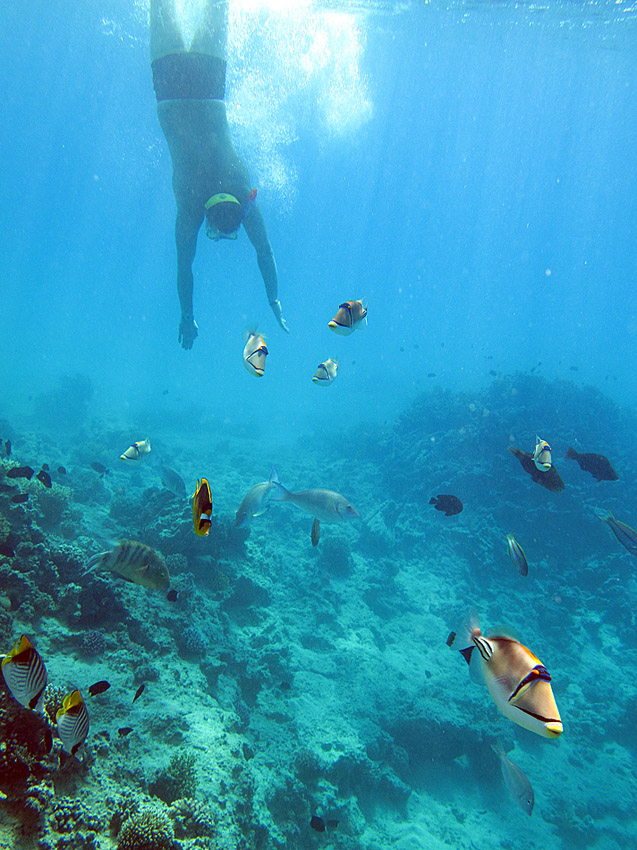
[1,635,48,710]
[328,300,367,336]
[312,358,338,386]
[56,690,90,756]
[120,439,151,461]
[459,617,562,739]
[193,478,213,537]
[243,329,268,377]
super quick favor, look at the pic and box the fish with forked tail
[565,448,618,482]
[84,540,170,591]
[492,741,534,815]
[271,470,359,523]
[597,510,637,557]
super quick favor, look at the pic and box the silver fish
[1,635,47,710]
[161,467,187,499]
[506,534,528,576]
[56,690,90,756]
[235,467,278,527]
[492,741,534,815]
[598,510,637,557]
[85,540,170,591]
[271,472,359,523]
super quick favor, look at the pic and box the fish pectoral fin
[253,505,270,517]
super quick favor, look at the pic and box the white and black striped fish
[85,540,170,591]
[56,690,89,756]
[1,635,47,710]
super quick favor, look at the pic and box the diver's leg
[150,0,186,62]
[190,0,228,60]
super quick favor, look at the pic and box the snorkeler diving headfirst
[150,0,290,349]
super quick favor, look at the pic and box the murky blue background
[1,1,635,439]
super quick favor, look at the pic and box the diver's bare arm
[243,207,289,332]
[175,209,202,349]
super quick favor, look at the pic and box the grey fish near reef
[430,494,463,516]
[0,483,17,493]
[5,440,11,457]
[271,471,359,523]
[118,726,133,736]
[57,466,67,475]
[506,534,528,577]
[161,467,187,499]
[11,494,29,504]
[508,447,565,492]
[0,543,15,558]
[234,467,278,527]
[598,511,637,557]
[132,684,145,703]
[88,680,110,697]
[492,741,534,816]
[311,518,320,547]
[564,448,618,482]
[1,635,48,710]
[7,466,34,481]
[90,462,109,476]
[85,540,170,591]
[56,690,90,756]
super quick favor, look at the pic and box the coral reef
[149,751,197,804]
[116,807,174,850]
[177,625,207,657]
[168,798,215,839]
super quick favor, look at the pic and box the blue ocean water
[1,2,637,849]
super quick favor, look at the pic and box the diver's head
[204,193,243,240]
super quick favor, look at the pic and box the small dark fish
[7,466,34,481]
[0,483,17,493]
[311,518,320,547]
[88,680,111,697]
[429,495,463,516]
[11,494,29,504]
[564,448,618,482]
[43,727,53,753]
[446,631,457,647]
[91,462,109,475]
[132,684,145,703]
[326,820,339,830]
[36,470,52,488]
[427,372,436,377]
[570,365,579,371]
[118,727,134,737]
[508,447,565,492]
[0,543,15,558]
[489,370,497,376]
[41,463,49,471]
[166,589,178,602]
[400,347,405,352]
[57,466,67,475]
[5,440,11,457]
[162,389,169,395]
[310,816,326,833]
[279,681,292,691]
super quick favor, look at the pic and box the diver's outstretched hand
[270,299,290,334]
[178,315,199,350]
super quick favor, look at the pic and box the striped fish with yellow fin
[1,635,47,710]
[56,690,90,756]
[460,617,562,739]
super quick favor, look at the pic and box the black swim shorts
[152,52,226,101]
